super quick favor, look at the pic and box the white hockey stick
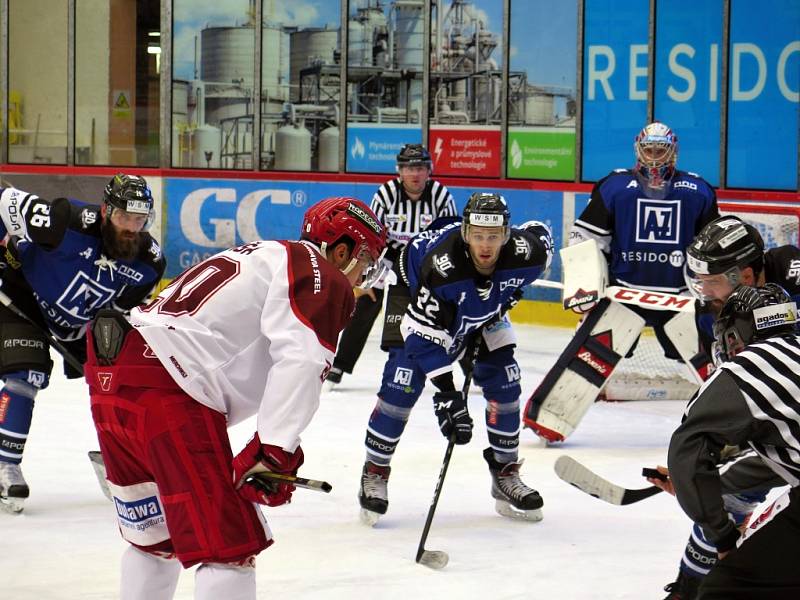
[553,456,663,505]
[532,279,694,313]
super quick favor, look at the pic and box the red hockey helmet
[301,197,387,281]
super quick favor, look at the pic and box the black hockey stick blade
[245,470,332,493]
[554,455,663,506]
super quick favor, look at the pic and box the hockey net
[603,202,800,401]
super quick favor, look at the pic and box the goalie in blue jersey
[357,192,554,525]
[524,122,720,443]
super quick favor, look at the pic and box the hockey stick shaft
[245,470,332,493]
[0,289,84,374]
[415,337,480,565]
[554,455,664,505]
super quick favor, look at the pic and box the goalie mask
[634,122,678,196]
[685,216,764,302]
[301,197,388,287]
[713,283,798,361]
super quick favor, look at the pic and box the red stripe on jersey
[281,241,355,353]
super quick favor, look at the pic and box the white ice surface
[4,323,700,599]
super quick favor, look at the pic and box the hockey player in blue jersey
[0,174,165,512]
[358,192,554,524]
[524,121,719,442]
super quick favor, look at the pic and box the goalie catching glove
[232,434,304,506]
[433,390,473,444]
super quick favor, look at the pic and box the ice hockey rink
[5,322,713,599]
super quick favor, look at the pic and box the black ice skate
[322,367,343,392]
[0,461,29,514]
[483,447,543,522]
[662,570,701,600]
[358,461,390,526]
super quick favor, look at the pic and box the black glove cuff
[714,525,741,554]
[431,372,456,393]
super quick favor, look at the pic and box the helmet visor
[107,204,155,232]
[684,263,742,302]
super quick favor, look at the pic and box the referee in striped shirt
[326,144,457,387]
[669,283,800,599]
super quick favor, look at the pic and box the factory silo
[289,27,339,102]
[394,0,424,118]
[317,126,340,172]
[275,124,312,170]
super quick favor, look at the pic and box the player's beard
[101,220,145,261]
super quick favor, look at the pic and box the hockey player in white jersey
[669,284,800,599]
[84,197,385,600]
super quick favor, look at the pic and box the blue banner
[727,0,799,190]
[162,177,566,301]
[582,0,650,181]
[654,0,723,187]
[346,124,422,173]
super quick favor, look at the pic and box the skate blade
[417,550,449,569]
[494,499,543,522]
[88,451,113,502]
[359,508,381,527]
[0,496,26,514]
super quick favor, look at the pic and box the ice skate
[358,461,390,526]
[662,570,700,600]
[0,461,29,514]
[483,448,543,522]
[322,367,343,393]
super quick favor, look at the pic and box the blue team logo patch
[636,199,681,244]
[114,495,164,523]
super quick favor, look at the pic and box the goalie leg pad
[663,311,713,383]
[523,299,645,441]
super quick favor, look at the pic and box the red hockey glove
[232,434,304,507]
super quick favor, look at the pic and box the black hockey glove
[433,390,473,445]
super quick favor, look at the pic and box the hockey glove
[232,434,304,507]
[433,390,473,445]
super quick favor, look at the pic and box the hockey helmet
[634,121,678,192]
[301,197,387,284]
[103,173,155,230]
[396,144,432,170]
[461,192,510,243]
[713,283,798,361]
[685,216,765,301]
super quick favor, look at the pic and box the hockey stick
[0,292,115,501]
[553,455,663,505]
[0,289,85,374]
[530,280,694,313]
[415,337,481,570]
[245,470,332,493]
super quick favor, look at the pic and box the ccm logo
[610,288,692,310]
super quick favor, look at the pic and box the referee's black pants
[332,288,384,374]
[699,486,800,599]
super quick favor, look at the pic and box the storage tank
[275,124,311,170]
[348,20,367,66]
[394,0,424,69]
[192,125,221,168]
[261,26,287,100]
[525,92,555,125]
[201,26,255,88]
[290,28,339,101]
[317,126,340,172]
